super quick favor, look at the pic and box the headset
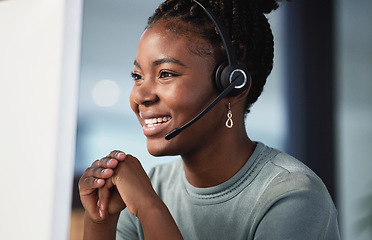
[165,0,251,140]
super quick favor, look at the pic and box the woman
[79,0,340,239]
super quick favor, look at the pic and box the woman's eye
[159,71,178,78]
[131,72,143,81]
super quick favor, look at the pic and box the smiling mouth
[144,116,172,127]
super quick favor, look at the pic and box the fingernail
[99,208,103,218]
[95,178,102,185]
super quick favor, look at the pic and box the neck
[181,128,256,188]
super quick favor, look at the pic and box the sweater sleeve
[252,170,340,240]
[116,208,143,240]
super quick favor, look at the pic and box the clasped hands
[79,151,159,223]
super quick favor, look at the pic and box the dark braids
[147,0,288,113]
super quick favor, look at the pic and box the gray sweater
[117,142,340,239]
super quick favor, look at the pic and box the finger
[107,150,126,161]
[79,167,115,196]
[78,177,105,196]
[98,184,111,219]
[91,158,119,169]
[84,167,114,180]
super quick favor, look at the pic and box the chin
[146,138,180,157]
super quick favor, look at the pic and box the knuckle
[78,176,91,190]
[125,154,135,161]
[126,155,140,165]
[86,166,95,173]
[94,167,104,175]
[108,150,118,157]
[78,177,84,187]
[106,158,113,165]
[92,159,100,166]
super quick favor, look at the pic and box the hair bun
[252,0,286,14]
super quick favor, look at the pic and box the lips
[141,114,172,137]
[144,116,171,127]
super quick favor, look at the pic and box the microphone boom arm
[165,79,240,140]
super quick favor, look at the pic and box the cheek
[129,88,138,114]
[161,79,214,114]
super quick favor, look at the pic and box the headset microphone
[165,0,251,141]
[165,73,246,140]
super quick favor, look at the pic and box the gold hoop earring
[225,103,233,128]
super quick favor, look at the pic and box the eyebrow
[133,57,186,69]
[153,57,186,67]
[133,59,141,68]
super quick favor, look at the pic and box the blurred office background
[1,0,371,239]
[71,0,372,239]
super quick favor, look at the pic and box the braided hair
[147,0,286,114]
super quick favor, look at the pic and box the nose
[130,77,159,106]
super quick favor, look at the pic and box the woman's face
[129,21,228,156]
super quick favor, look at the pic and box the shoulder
[252,143,336,213]
[251,144,340,238]
[262,149,329,196]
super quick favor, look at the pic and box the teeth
[144,116,171,127]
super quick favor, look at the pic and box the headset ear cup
[230,63,250,96]
[216,63,250,97]
[215,61,251,97]
[215,62,228,92]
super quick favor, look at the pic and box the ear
[227,75,252,106]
